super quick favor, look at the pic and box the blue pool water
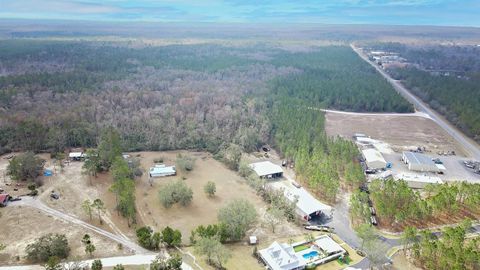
[302,250,319,259]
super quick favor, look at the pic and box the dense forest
[390,67,480,142]
[0,40,410,156]
[0,40,414,200]
[364,42,480,142]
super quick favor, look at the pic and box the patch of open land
[0,206,130,265]
[133,151,302,244]
[325,112,465,156]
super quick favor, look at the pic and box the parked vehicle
[370,207,376,216]
[9,197,21,202]
[304,225,333,232]
[359,184,369,193]
[50,192,60,200]
[370,216,378,226]
[356,249,366,257]
[292,181,301,188]
[365,169,376,174]
[432,158,443,164]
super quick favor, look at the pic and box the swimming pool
[302,250,319,259]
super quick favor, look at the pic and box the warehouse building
[249,161,283,179]
[402,152,443,173]
[362,148,387,170]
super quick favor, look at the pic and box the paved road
[351,44,480,160]
[0,254,195,270]
[320,108,431,119]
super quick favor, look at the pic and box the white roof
[249,161,283,177]
[150,165,176,175]
[362,148,386,164]
[258,242,303,270]
[394,173,443,184]
[69,152,84,158]
[271,181,332,217]
[435,164,446,171]
[315,236,344,254]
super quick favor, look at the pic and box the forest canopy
[0,40,411,157]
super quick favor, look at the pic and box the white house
[149,164,176,177]
[259,235,346,270]
[249,161,283,179]
[362,148,387,170]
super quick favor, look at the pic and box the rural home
[402,151,443,173]
[271,181,332,221]
[259,235,346,270]
[249,161,283,179]
[362,148,387,170]
[149,164,176,177]
[0,193,10,207]
[68,152,85,161]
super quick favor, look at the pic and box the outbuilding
[69,152,85,161]
[149,164,176,177]
[249,161,283,179]
[362,148,387,170]
[402,152,440,173]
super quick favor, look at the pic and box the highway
[351,44,480,161]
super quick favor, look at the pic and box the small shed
[249,161,283,179]
[149,164,176,177]
[362,148,387,170]
[249,236,258,245]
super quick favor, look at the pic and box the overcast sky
[0,0,479,27]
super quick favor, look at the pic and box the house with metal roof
[402,152,441,173]
[249,161,283,179]
[271,181,332,221]
[362,148,387,170]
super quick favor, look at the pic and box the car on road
[304,225,333,232]
[355,249,366,257]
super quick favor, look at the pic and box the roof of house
[69,152,84,158]
[272,181,332,217]
[249,161,283,177]
[258,241,303,270]
[403,151,436,166]
[315,235,345,254]
[362,148,386,164]
[150,165,176,175]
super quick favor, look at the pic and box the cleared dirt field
[133,151,303,244]
[0,206,129,265]
[325,112,465,156]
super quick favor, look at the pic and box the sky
[0,0,479,27]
